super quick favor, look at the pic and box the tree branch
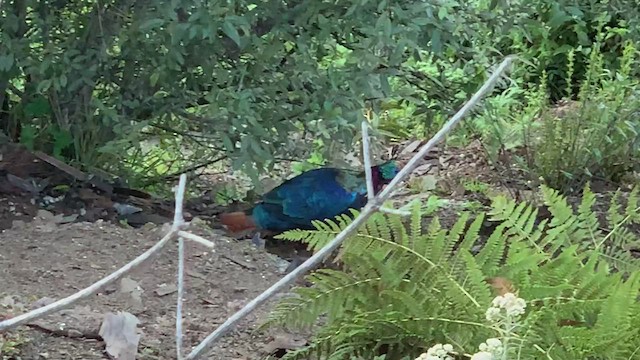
[176,234,186,358]
[361,118,375,202]
[172,175,187,359]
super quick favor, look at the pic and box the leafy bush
[532,41,640,191]
[3,0,637,195]
[491,0,640,101]
[263,184,640,359]
[0,0,517,186]
[477,39,640,193]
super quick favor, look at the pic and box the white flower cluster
[415,343,454,360]
[417,293,528,360]
[415,340,503,360]
[485,292,526,322]
[479,338,503,354]
[469,338,504,360]
[470,352,493,360]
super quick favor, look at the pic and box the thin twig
[176,236,186,359]
[178,231,215,248]
[0,176,186,331]
[174,174,187,359]
[141,155,227,187]
[375,56,517,204]
[184,55,517,360]
[0,175,190,332]
[361,119,410,216]
[380,207,411,216]
[361,119,375,202]
[172,175,187,231]
[0,232,174,332]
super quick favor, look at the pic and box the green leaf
[150,72,160,87]
[548,7,571,29]
[24,96,51,118]
[431,29,442,53]
[577,31,591,45]
[50,127,74,159]
[189,26,199,39]
[222,21,241,46]
[172,50,185,65]
[250,138,270,160]
[437,7,448,20]
[376,12,392,38]
[376,0,388,12]
[0,54,14,71]
[19,125,36,150]
[37,79,52,93]
[221,133,235,152]
[140,18,164,31]
[380,75,391,95]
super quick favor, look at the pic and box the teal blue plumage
[220,161,400,233]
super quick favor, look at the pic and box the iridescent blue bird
[219,161,400,233]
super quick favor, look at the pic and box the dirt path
[0,213,296,359]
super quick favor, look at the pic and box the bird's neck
[341,168,385,194]
[369,168,384,194]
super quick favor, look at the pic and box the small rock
[31,296,56,309]
[11,220,25,229]
[154,284,178,297]
[227,299,245,312]
[36,209,55,220]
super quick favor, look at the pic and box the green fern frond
[576,183,601,241]
[475,222,507,274]
[266,185,640,359]
[410,200,422,240]
[459,250,493,306]
[488,194,546,252]
[607,190,625,226]
[438,212,469,264]
[542,185,574,226]
[262,267,383,331]
[449,212,485,272]
[589,272,640,357]
[625,186,640,223]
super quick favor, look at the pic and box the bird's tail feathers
[219,211,257,232]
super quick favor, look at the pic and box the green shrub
[493,0,640,102]
[530,40,639,192]
[475,39,639,194]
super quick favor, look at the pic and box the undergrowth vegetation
[1,0,640,358]
[265,184,640,359]
[2,0,639,195]
[473,38,640,194]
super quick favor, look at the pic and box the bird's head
[374,160,400,185]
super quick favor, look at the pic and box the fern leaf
[475,223,507,275]
[410,200,422,241]
[459,250,493,307]
[625,186,640,223]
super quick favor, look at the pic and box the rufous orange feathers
[219,211,257,232]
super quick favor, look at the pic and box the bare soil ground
[0,141,525,360]
[0,201,299,360]
[2,138,631,360]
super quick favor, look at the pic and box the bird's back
[252,168,366,232]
